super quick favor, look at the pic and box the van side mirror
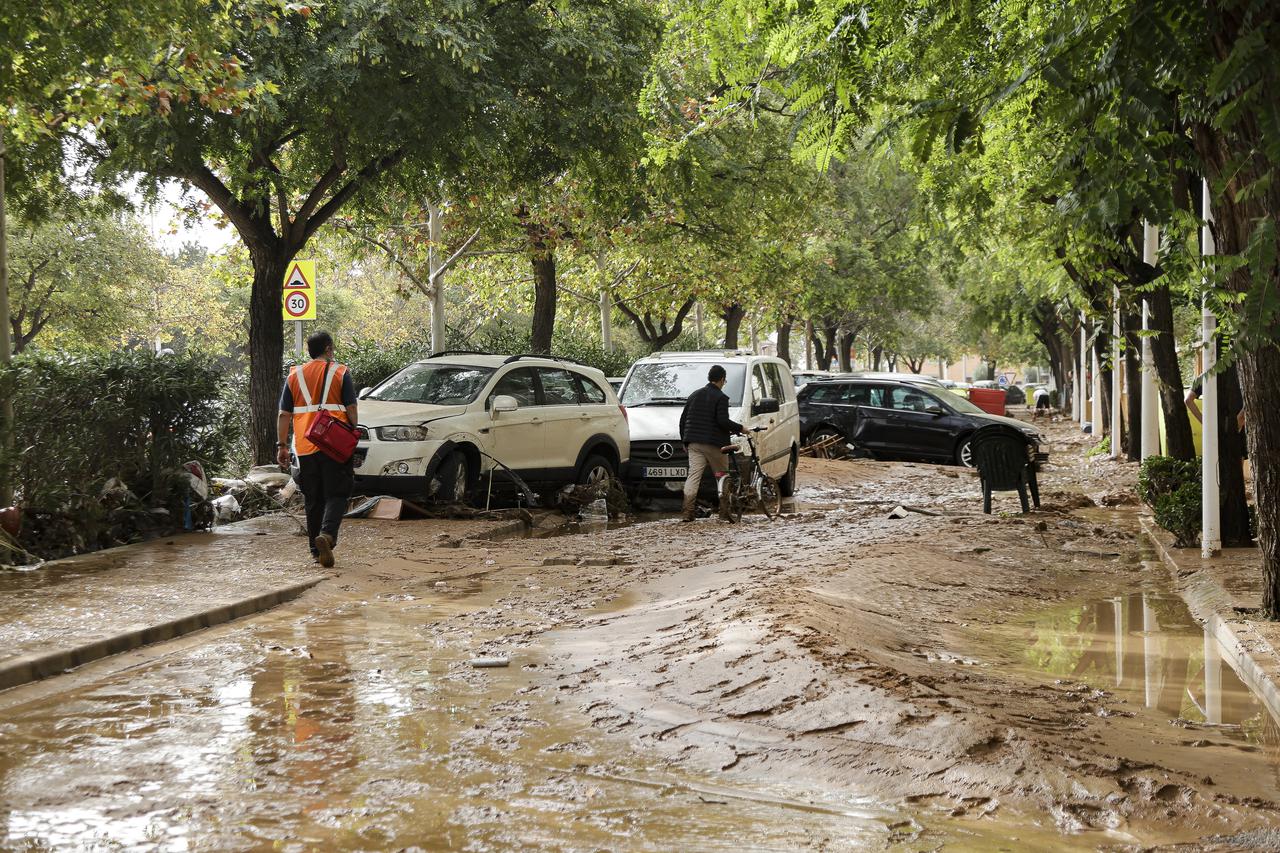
[753,397,780,415]
[490,395,519,418]
[358,386,372,400]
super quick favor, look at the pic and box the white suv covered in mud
[619,351,800,500]
[352,353,629,502]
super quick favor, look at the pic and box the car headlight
[376,425,429,441]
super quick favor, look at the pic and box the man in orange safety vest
[276,331,359,567]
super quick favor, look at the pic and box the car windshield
[621,363,747,406]
[367,363,495,405]
[932,387,985,414]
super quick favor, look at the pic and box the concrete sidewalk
[1142,518,1280,730]
[0,516,323,691]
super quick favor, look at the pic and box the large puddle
[1017,589,1280,747]
[0,558,895,851]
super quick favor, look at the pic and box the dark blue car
[798,378,1045,467]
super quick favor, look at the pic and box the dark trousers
[296,452,353,555]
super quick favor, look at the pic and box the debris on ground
[468,656,511,668]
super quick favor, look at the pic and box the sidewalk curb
[0,576,323,692]
[1140,517,1280,726]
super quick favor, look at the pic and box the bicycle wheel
[755,474,782,518]
[727,490,744,523]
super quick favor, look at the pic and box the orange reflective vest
[287,360,350,456]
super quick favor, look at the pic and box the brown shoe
[314,533,335,568]
[718,492,736,523]
[681,495,697,522]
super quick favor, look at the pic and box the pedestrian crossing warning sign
[281,260,317,320]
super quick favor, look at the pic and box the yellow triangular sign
[284,262,312,289]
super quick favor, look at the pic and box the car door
[534,367,588,480]
[760,361,793,476]
[483,367,545,477]
[881,385,955,459]
[852,384,895,454]
[743,364,774,460]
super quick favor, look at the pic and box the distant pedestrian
[1033,387,1051,419]
[678,365,743,523]
[276,331,358,567]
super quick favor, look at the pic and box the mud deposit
[1,416,1278,850]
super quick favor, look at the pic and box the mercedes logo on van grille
[656,443,675,460]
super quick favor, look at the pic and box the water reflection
[1024,592,1280,747]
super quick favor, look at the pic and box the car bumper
[352,439,448,496]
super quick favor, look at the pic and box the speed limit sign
[284,290,310,318]
[281,260,317,320]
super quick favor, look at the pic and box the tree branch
[298,149,407,248]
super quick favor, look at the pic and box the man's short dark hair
[307,331,334,359]
[708,365,727,383]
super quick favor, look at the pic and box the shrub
[1,349,240,559]
[1137,456,1202,547]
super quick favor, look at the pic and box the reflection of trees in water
[1023,593,1280,745]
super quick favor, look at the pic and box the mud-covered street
[2,418,1278,851]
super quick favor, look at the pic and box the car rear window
[574,373,608,404]
[537,368,581,405]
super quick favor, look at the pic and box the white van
[619,351,801,500]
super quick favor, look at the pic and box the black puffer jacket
[680,383,743,447]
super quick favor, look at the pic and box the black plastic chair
[970,424,1038,514]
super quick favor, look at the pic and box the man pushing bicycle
[678,365,743,523]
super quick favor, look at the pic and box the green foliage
[1,350,241,558]
[1137,456,1202,548]
[1085,436,1110,459]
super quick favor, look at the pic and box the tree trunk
[1123,306,1142,461]
[776,319,793,366]
[721,303,745,349]
[1217,359,1251,547]
[1147,283,1195,460]
[1190,5,1280,613]
[248,253,289,465]
[1239,345,1280,613]
[837,330,854,372]
[1092,328,1113,438]
[872,345,882,370]
[529,235,556,354]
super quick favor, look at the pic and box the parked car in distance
[607,377,625,393]
[792,370,832,388]
[845,370,947,389]
[619,351,801,500]
[351,353,629,502]
[797,377,1045,468]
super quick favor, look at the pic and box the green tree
[83,0,658,463]
[7,209,164,352]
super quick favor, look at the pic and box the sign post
[282,260,317,358]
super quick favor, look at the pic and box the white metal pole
[1140,225,1160,459]
[1080,314,1089,429]
[295,321,304,359]
[428,201,444,353]
[1110,286,1122,458]
[1201,178,1221,557]
[938,358,946,380]
[1072,334,1081,421]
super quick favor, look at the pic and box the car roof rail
[427,350,492,358]
[501,353,589,367]
[648,349,755,359]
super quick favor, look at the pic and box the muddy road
[2,416,1279,850]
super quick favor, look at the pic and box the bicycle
[720,427,783,522]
